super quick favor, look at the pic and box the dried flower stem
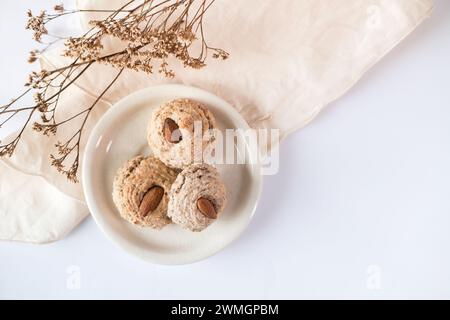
[0,0,228,182]
[51,67,124,182]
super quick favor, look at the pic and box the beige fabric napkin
[0,0,433,243]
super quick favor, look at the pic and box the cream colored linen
[0,0,433,243]
[0,161,88,243]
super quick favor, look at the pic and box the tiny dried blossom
[159,62,175,78]
[0,140,18,157]
[212,49,229,60]
[50,154,64,171]
[54,4,64,13]
[55,141,72,156]
[25,70,50,89]
[179,29,196,42]
[33,122,57,136]
[64,37,104,61]
[28,50,40,63]
[26,10,48,42]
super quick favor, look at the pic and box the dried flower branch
[0,0,228,182]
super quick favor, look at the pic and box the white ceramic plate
[82,84,262,265]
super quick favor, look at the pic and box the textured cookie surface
[168,164,227,232]
[147,99,217,169]
[112,156,179,229]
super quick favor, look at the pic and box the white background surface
[1,0,450,299]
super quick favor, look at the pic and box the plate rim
[82,84,263,265]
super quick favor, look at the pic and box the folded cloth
[0,0,433,243]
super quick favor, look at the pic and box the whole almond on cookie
[164,118,182,144]
[197,197,217,219]
[139,186,164,217]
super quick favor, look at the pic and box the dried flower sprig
[0,0,228,182]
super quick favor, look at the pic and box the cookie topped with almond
[147,99,217,169]
[112,156,178,229]
[167,164,227,232]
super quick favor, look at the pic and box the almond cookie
[168,164,227,232]
[112,156,178,229]
[147,99,216,169]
